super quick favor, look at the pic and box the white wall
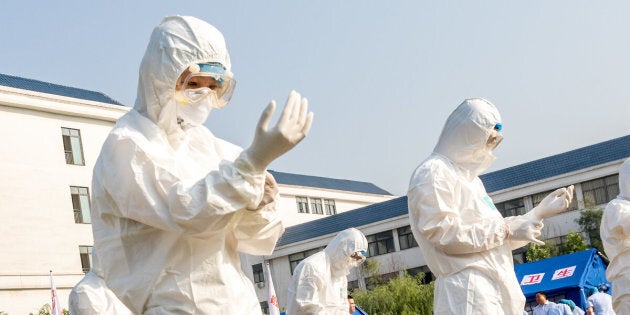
[0,86,128,314]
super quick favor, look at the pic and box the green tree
[559,232,588,255]
[576,207,604,253]
[352,272,434,315]
[29,304,70,315]
[525,241,558,262]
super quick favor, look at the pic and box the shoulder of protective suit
[409,155,459,190]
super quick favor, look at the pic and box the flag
[49,270,61,315]
[265,262,280,315]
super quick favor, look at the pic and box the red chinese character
[523,274,542,284]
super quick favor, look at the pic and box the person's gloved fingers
[297,97,308,126]
[289,91,301,121]
[279,90,298,123]
[301,112,314,136]
[531,238,545,246]
[256,101,276,133]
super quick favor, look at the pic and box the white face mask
[175,89,214,129]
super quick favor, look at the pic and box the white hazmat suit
[407,98,573,314]
[601,157,630,314]
[286,228,368,315]
[70,15,312,314]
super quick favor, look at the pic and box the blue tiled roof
[480,135,630,193]
[0,73,122,105]
[268,170,391,195]
[278,135,630,247]
[276,196,407,247]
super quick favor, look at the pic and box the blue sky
[1,1,629,195]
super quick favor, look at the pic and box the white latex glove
[506,214,545,245]
[531,185,575,220]
[242,90,314,172]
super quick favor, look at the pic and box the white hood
[433,98,502,179]
[134,15,231,145]
[324,228,368,276]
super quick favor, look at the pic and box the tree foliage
[352,273,434,315]
[559,232,588,255]
[29,304,69,315]
[525,241,558,262]
[576,207,604,253]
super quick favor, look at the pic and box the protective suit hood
[324,228,368,276]
[433,98,502,179]
[134,15,231,145]
[619,158,630,200]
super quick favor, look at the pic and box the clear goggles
[351,250,367,261]
[487,123,503,150]
[179,62,236,108]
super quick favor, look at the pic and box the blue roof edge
[268,170,392,196]
[481,135,630,193]
[0,72,123,105]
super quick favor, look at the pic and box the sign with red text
[552,266,576,280]
[521,273,545,285]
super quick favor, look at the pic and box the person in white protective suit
[407,98,574,314]
[69,15,313,314]
[601,158,630,314]
[286,228,368,314]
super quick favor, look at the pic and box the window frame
[296,196,310,214]
[397,225,418,250]
[366,230,395,257]
[71,186,91,224]
[252,263,264,283]
[324,199,336,215]
[61,127,85,166]
[495,198,526,217]
[79,245,93,273]
[581,175,619,207]
[311,198,323,215]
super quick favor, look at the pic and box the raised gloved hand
[530,185,574,220]
[242,90,314,172]
[506,215,545,245]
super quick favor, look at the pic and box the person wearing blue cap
[586,284,615,315]
[558,299,585,315]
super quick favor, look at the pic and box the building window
[397,225,418,250]
[71,186,91,224]
[288,248,322,274]
[495,198,526,217]
[311,198,323,214]
[79,246,93,273]
[296,196,309,213]
[366,231,395,257]
[581,175,619,207]
[259,301,269,314]
[252,263,264,283]
[62,127,85,165]
[532,189,578,212]
[324,199,337,215]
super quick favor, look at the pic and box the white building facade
[0,74,128,314]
